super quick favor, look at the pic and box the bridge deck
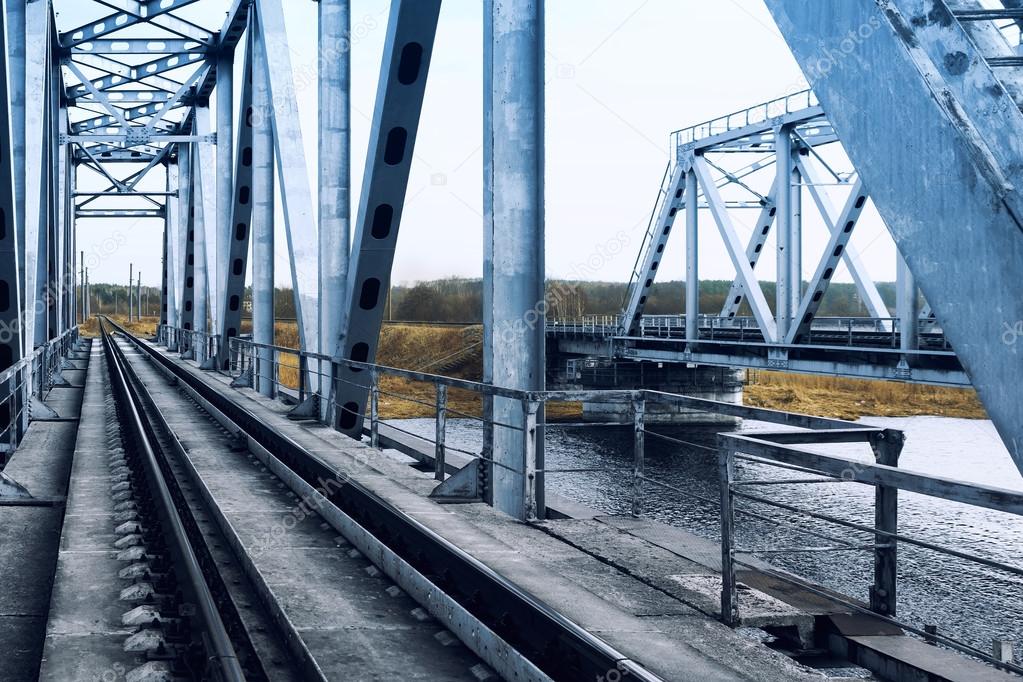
[0,343,88,682]
[146,341,825,681]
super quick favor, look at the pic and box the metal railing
[718,428,1023,674]
[670,89,819,150]
[155,328,1020,669]
[0,326,80,460]
[547,314,950,350]
[157,325,220,365]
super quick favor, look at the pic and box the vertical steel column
[160,231,169,327]
[774,125,792,340]
[332,0,441,434]
[254,0,318,361]
[0,0,25,445]
[54,67,66,336]
[8,0,24,326]
[24,0,48,349]
[896,251,918,352]
[789,162,802,317]
[216,28,255,367]
[871,429,902,617]
[192,116,212,342]
[216,49,234,331]
[484,0,546,521]
[180,154,197,353]
[166,159,179,348]
[80,252,86,325]
[177,143,193,332]
[685,167,698,342]
[481,2,495,506]
[318,0,351,417]
[252,25,275,398]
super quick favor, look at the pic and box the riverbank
[744,371,985,420]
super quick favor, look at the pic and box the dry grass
[744,371,986,420]
[148,320,982,422]
[260,322,582,420]
[80,314,159,338]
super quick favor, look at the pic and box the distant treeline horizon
[86,277,901,323]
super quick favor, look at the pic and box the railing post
[632,396,645,517]
[253,348,261,393]
[369,369,380,449]
[522,398,540,521]
[481,393,494,506]
[298,353,307,403]
[871,428,902,617]
[435,384,447,481]
[718,435,738,626]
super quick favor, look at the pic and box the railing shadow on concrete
[153,326,1021,672]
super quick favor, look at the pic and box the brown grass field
[82,317,986,421]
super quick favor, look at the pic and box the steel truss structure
[4,0,1023,504]
[0,0,547,520]
[581,89,968,387]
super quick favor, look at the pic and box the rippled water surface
[395,414,1023,661]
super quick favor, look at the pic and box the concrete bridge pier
[560,359,745,425]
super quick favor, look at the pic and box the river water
[395,414,1023,663]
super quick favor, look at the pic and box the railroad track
[100,318,292,680]
[97,317,661,681]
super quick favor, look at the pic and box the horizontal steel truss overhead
[618,93,940,378]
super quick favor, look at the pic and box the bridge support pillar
[484,0,545,521]
[896,251,918,353]
[251,33,275,399]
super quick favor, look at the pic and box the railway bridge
[0,1,1022,680]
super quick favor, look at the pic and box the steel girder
[24,0,49,350]
[253,0,319,365]
[250,23,274,398]
[483,0,546,521]
[318,0,351,420]
[194,106,217,333]
[333,0,442,436]
[766,0,1023,474]
[215,26,253,367]
[0,1,25,373]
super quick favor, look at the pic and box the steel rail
[99,319,246,682]
[109,318,664,682]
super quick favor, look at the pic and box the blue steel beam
[0,0,24,376]
[215,27,254,368]
[765,0,1023,472]
[333,0,442,436]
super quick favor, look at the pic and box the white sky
[63,0,899,289]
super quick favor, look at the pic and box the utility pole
[137,272,142,320]
[79,251,85,324]
[128,263,134,322]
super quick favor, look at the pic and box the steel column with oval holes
[216,29,255,368]
[333,0,442,435]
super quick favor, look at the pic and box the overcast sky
[63,0,899,290]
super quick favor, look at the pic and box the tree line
[87,277,900,323]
